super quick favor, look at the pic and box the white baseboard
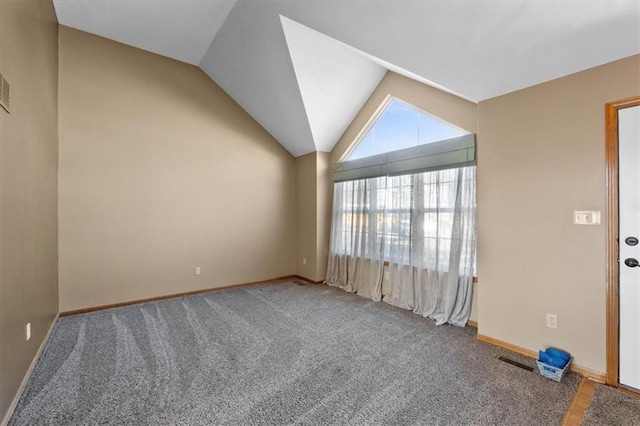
[1,314,58,426]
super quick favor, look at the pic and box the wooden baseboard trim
[1,314,59,426]
[571,365,606,384]
[294,275,325,284]
[59,275,298,317]
[477,333,538,358]
[466,320,478,328]
[477,333,606,383]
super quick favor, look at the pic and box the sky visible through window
[347,99,468,161]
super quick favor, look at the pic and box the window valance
[334,134,476,182]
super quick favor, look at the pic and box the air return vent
[0,72,10,113]
[497,356,534,372]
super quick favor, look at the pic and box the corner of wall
[57,27,297,311]
[315,152,332,281]
[0,0,60,419]
[294,152,319,280]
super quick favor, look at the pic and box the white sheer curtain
[325,177,386,301]
[384,167,476,326]
[326,166,476,326]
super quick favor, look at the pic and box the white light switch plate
[573,211,601,225]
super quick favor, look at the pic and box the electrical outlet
[194,266,201,276]
[26,323,31,341]
[302,258,307,265]
[546,313,558,329]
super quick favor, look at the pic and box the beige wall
[0,0,59,420]
[294,151,332,282]
[469,281,478,324]
[295,152,318,280]
[331,71,478,163]
[316,152,332,281]
[58,27,296,312]
[478,55,640,373]
[330,71,480,321]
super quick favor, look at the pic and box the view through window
[332,97,476,273]
[346,98,470,161]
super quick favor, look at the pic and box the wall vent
[0,72,10,113]
[497,356,534,372]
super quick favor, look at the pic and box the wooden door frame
[605,95,640,386]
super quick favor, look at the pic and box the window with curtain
[326,97,476,326]
[332,169,475,270]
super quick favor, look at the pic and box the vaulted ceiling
[53,0,640,157]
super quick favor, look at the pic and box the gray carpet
[582,385,640,425]
[10,280,580,425]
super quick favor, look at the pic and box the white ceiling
[280,16,386,153]
[53,0,237,65]
[53,0,640,157]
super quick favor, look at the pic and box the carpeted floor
[10,280,581,425]
[582,385,640,425]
